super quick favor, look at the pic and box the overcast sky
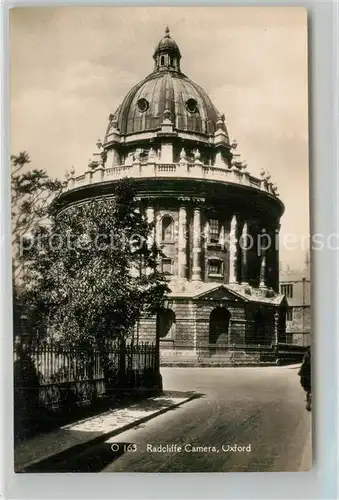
[10,6,309,271]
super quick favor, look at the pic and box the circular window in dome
[137,98,149,113]
[185,98,198,114]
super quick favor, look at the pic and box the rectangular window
[208,259,223,276]
[280,283,293,298]
[161,258,172,274]
[209,219,220,244]
[286,307,293,321]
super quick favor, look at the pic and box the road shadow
[20,441,134,473]
[16,390,204,473]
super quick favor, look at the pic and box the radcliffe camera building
[58,28,289,364]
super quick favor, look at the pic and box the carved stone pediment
[194,285,242,302]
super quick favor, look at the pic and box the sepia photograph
[11,6,311,473]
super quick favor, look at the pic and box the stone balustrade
[63,161,279,197]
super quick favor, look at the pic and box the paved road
[35,366,312,472]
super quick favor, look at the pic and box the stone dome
[105,27,229,141]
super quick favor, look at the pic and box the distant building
[279,259,311,346]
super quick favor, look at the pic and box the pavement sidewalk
[15,391,196,472]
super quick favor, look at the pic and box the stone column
[270,223,280,292]
[192,205,202,281]
[241,222,249,284]
[146,205,155,248]
[229,215,238,283]
[223,219,230,252]
[155,210,162,246]
[259,255,267,288]
[144,205,155,275]
[220,223,225,249]
[260,223,278,291]
[178,205,187,279]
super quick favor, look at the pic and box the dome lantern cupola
[153,26,181,72]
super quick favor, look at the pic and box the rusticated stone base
[137,281,287,366]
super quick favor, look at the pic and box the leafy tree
[22,179,170,380]
[11,152,63,342]
[11,151,63,281]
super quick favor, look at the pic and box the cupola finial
[153,26,181,72]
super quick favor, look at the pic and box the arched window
[160,55,165,66]
[157,309,176,339]
[209,307,231,345]
[161,215,174,242]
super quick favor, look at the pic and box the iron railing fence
[14,341,158,408]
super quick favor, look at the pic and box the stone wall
[137,316,157,343]
[286,305,311,346]
[137,296,282,365]
[245,305,276,345]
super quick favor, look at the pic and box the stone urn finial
[88,158,97,170]
[194,149,201,160]
[265,171,271,181]
[231,139,238,150]
[108,114,118,132]
[149,147,156,160]
[133,149,141,162]
[259,168,266,178]
[216,118,224,130]
[70,166,75,177]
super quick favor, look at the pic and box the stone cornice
[56,176,284,219]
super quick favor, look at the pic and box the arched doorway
[209,307,231,346]
[157,309,176,341]
[253,310,266,344]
